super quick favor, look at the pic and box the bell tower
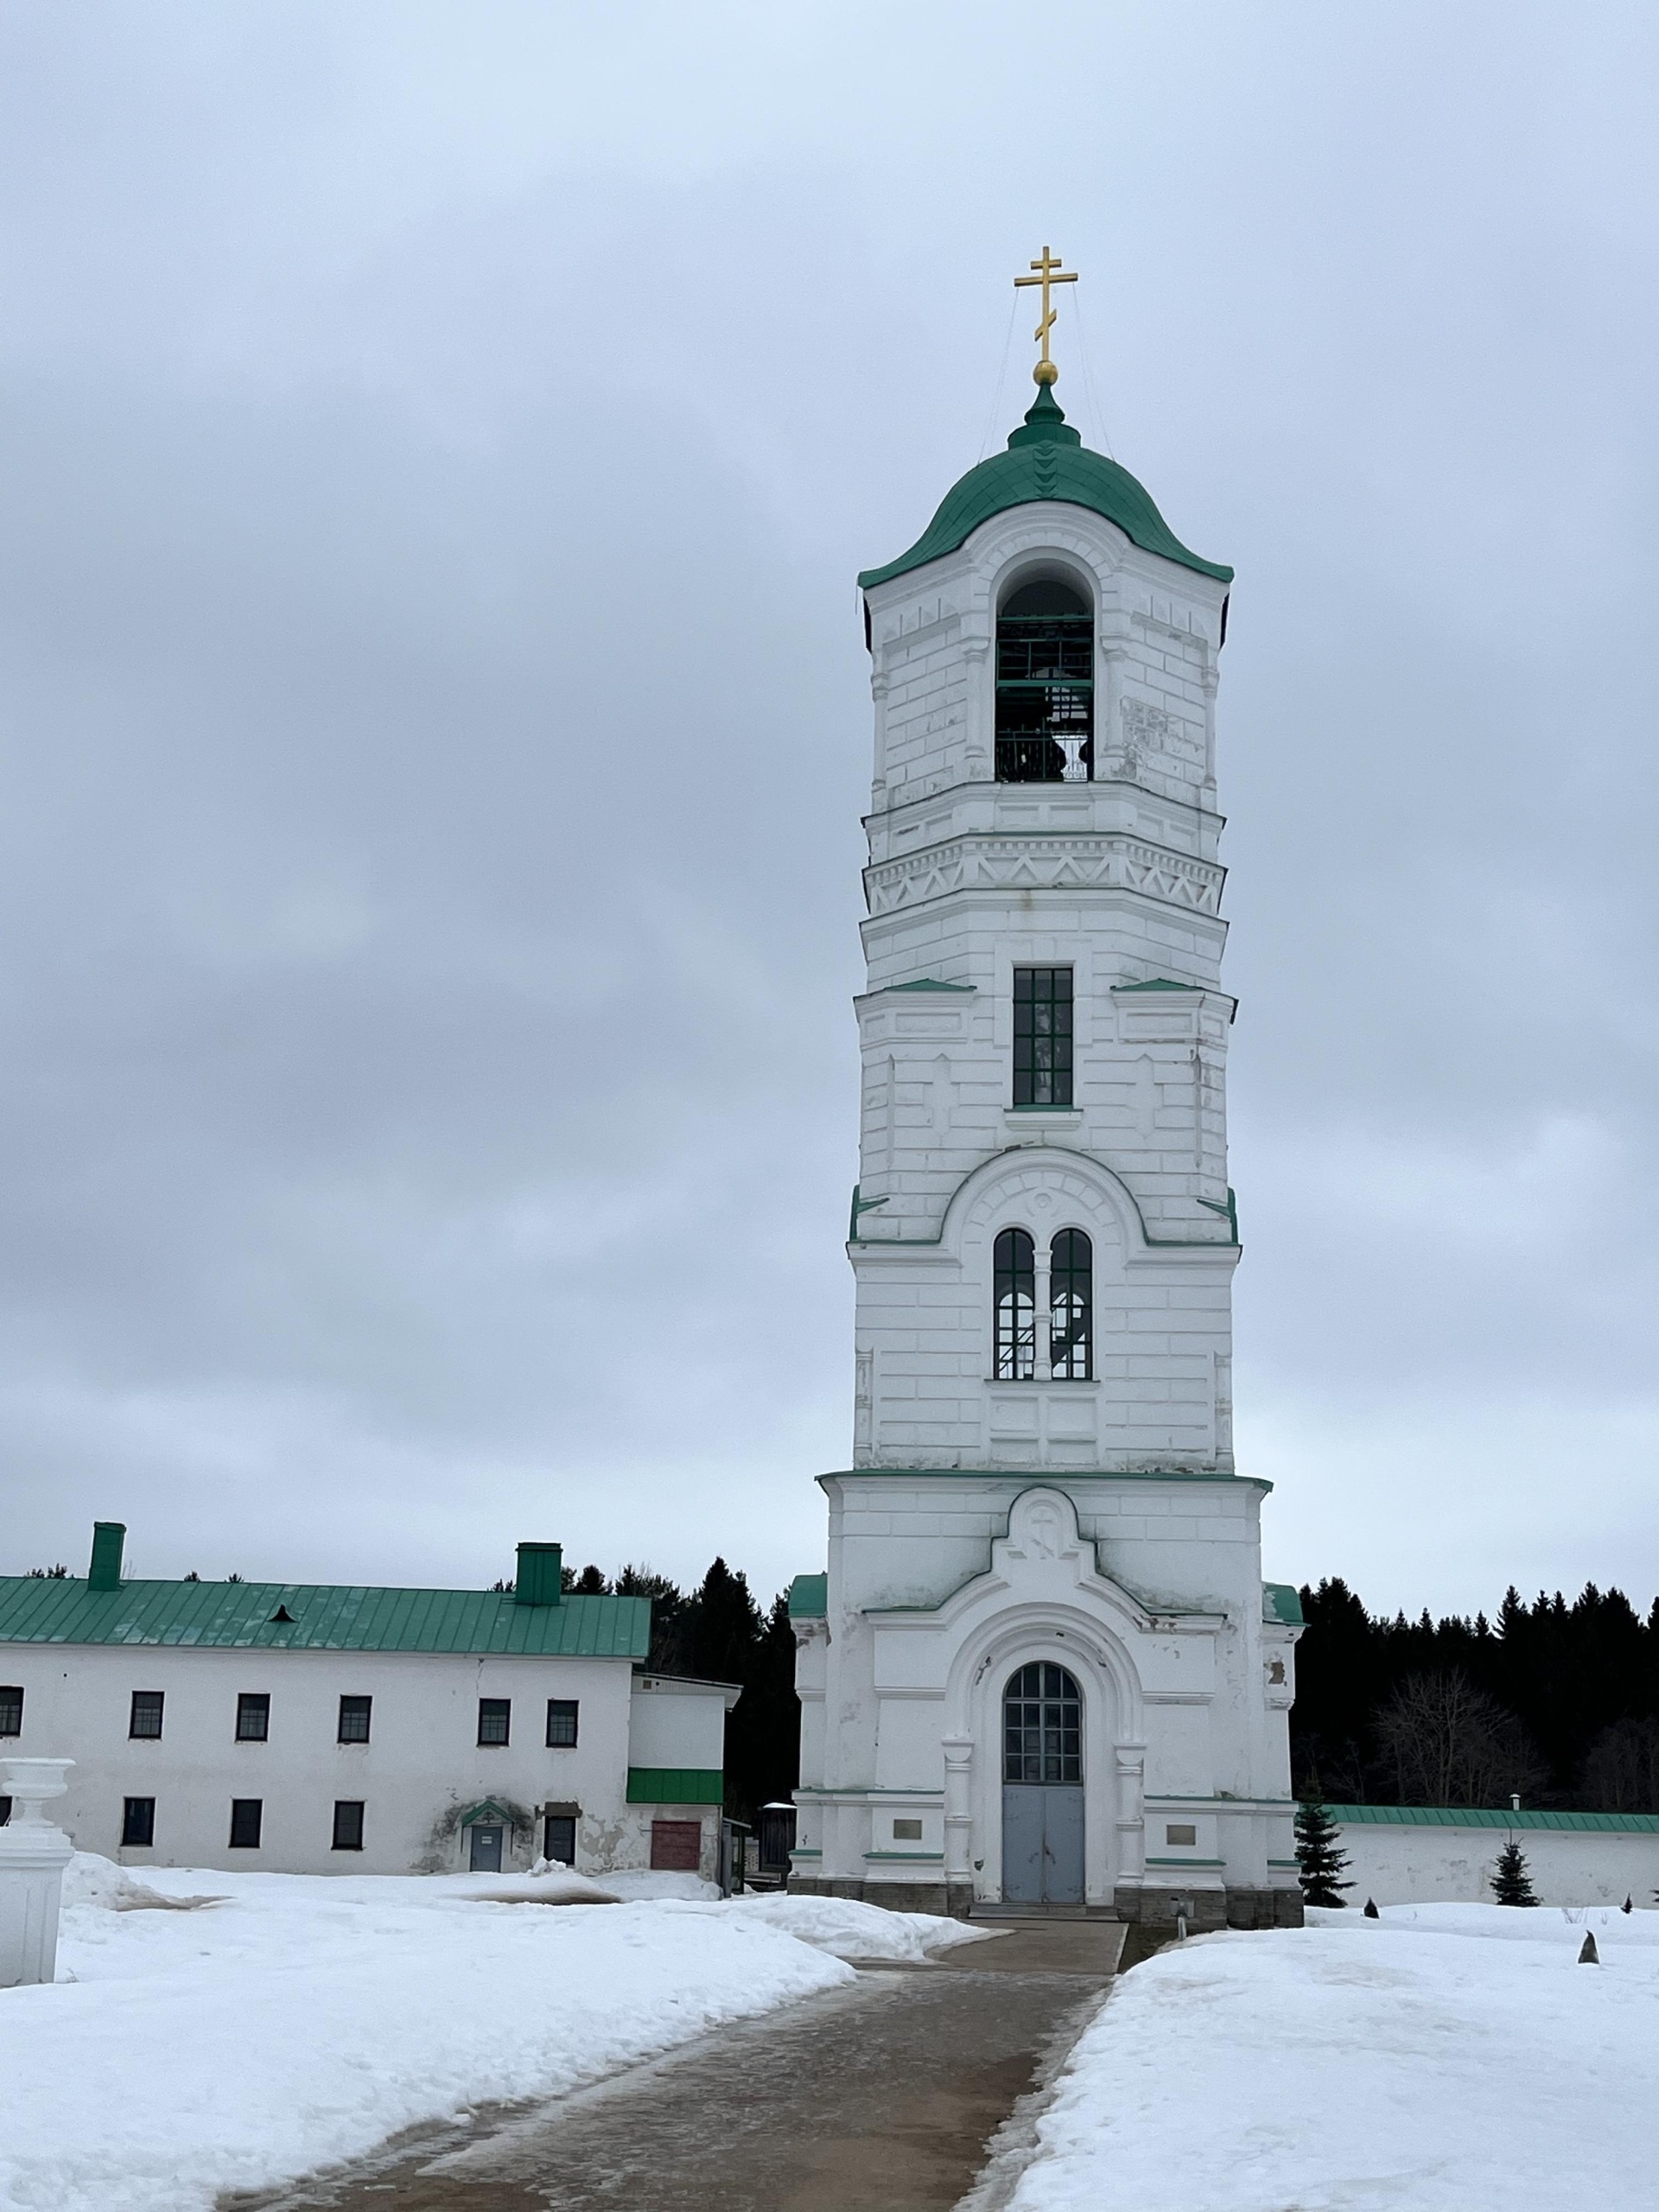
[850,276,1237,1479]
[789,258,1301,1934]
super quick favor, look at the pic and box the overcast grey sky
[2,2,1656,1618]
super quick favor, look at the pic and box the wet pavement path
[226,1919,1126,2212]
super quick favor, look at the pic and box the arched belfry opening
[995,577,1094,784]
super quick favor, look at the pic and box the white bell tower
[790,258,1301,1934]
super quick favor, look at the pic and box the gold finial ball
[1033,360,1059,386]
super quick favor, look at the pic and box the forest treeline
[1291,1578,1659,1812]
[549,1555,798,1824]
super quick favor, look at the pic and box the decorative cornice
[864,831,1224,918]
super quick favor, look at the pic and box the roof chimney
[514,1541,563,1607]
[88,1522,126,1592]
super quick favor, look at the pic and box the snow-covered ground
[1003,1902,1659,2212]
[0,1856,984,2212]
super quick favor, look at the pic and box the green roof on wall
[857,387,1233,593]
[0,1574,651,1658]
[1327,1803,1659,1834]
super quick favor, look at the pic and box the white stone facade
[792,428,1302,1927]
[1330,1813,1659,1910]
[1,1637,734,1881]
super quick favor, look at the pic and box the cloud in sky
[1,1,1656,1614]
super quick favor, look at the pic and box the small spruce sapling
[1294,1791,1352,1909]
[1363,1897,1380,1918]
[1491,1840,1539,1906]
[1579,1932,1599,1964]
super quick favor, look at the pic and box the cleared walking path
[226,1920,1127,2212]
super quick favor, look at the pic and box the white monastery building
[789,263,1303,1929]
[0,1523,736,1879]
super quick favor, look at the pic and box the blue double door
[1001,1660,1086,1906]
[1001,1783,1085,1905]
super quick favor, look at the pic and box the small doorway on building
[467,1823,505,1873]
[1001,1661,1084,1905]
[543,1812,577,1866]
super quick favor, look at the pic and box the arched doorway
[1001,1661,1084,1905]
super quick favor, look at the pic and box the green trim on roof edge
[787,1573,829,1619]
[1326,1803,1659,1835]
[1262,1582,1304,1626]
[857,387,1232,593]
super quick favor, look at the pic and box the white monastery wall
[1333,1819,1659,1910]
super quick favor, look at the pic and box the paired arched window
[995,578,1093,785]
[1003,1661,1083,1783]
[993,1228,1092,1380]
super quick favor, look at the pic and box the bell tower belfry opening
[787,258,1303,1934]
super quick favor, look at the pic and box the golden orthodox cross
[1014,246,1077,385]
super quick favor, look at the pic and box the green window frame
[1013,968,1072,1107]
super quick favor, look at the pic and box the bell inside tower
[994,577,1094,783]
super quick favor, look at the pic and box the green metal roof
[1326,1803,1659,1835]
[1263,1582,1304,1626]
[1112,978,1200,994]
[787,1573,829,1619]
[858,387,1233,593]
[0,1573,650,1659]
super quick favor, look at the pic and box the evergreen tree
[1294,1790,1352,1908]
[1491,1840,1539,1906]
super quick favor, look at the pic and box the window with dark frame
[331,1800,365,1851]
[0,1685,21,1737]
[1049,1228,1093,1381]
[235,1692,270,1742]
[477,1697,511,1746]
[228,1798,264,1848]
[337,1694,372,1745]
[543,1812,576,1866]
[993,1227,1035,1381]
[122,1796,156,1847]
[129,1690,164,1740]
[0,1798,10,1826]
[995,579,1094,785]
[1013,967,1072,1107]
[545,1699,579,1748]
[1002,1661,1083,1783]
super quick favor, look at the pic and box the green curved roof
[857,386,1232,591]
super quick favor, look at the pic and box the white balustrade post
[0,1758,76,1988]
[941,1734,974,1883]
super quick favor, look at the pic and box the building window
[235,1693,270,1742]
[129,1690,164,1740]
[0,1798,10,1826]
[1049,1229,1093,1380]
[332,1800,365,1851]
[545,1700,579,1749]
[1013,967,1072,1106]
[229,1798,264,1848]
[477,1698,511,1747]
[994,1228,1035,1380]
[995,578,1093,784]
[0,1686,21,1737]
[543,1812,576,1866]
[122,1796,156,1847]
[337,1695,372,1745]
[1002,1661,1082,1783]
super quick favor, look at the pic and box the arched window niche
[995,575,1094,784]
[1049,1228,1093,1380]
[993,1227,1035,1380]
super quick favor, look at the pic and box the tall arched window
[1003,1661,1083,1783]
[1049,1229,1092,1381]
[995,579,1093,785]
[994,1228,1035,1380]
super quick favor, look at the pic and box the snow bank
[1003,1904,1659,2212]
[1,1859,868,2212]
[725,1891,994,1961]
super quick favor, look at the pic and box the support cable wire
[1070,283,1116,459]
[977,289,1020,461]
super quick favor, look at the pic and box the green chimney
[88,1521,126,1592]
[514,1541,563,1606]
